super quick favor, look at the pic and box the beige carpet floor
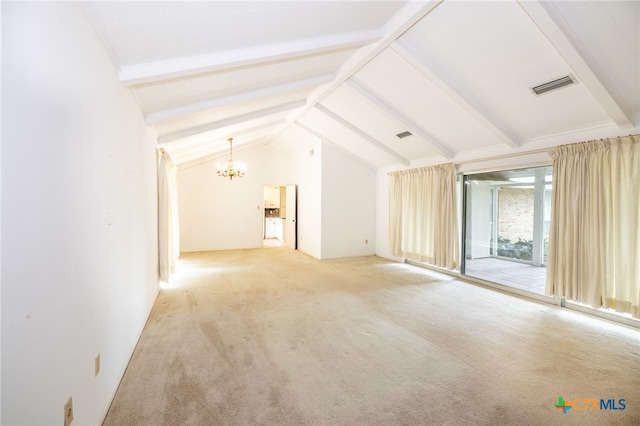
[103,248,640,426]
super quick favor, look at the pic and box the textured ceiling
[83,1,640,170]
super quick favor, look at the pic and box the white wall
[291,139,322,259]
[178,143,292,252]
[1,3,158,425]
[0,2,4,420]
[320,143,376,259]
[177,135,376,260]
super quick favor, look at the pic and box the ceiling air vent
[531,75,576,95]
[396,131,412,139]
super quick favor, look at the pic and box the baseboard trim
[95,284,161,425]
[404,259,458,278]
[563,299,639,330]
[404,259,639,330]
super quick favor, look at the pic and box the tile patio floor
[463,257,549,296]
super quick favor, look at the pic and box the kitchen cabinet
[275,218,283,241]
[265,218,278,238]
[265,217,284,240]
[264,186,280,208]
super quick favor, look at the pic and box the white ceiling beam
[518,0,634,128]
[158,100,305,144]
[145,74,335,124]
[161,120,286,160]
[176,156,218,172]
[176,137,271,171]
[294,122,378,171]
[346,78,454,159]
[391,41,521,149]
[119,30,380,86]
[314,104,410,166]
[269,0,444,143]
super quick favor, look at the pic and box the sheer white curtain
[389,163,459,270]
[158,150,180,283]
[546,135,639,318]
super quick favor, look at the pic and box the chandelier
[217,138,246,180]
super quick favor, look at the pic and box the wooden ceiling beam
[158,100,305,144]
[315,104,410,166]
[518,0,634,128]
[392,40,521,149]
[346,78,454,159]
[145,74,334,124]
[268,0,444,144]
[119,30,380,86]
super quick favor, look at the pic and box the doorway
[262,184,297,249]
[462,166,552,295]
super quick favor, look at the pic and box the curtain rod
[386,148,550,176]
[454,147,551,166]
[452,132,639,167]
[555,132,639,148]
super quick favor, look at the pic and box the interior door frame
[285,184,297,249]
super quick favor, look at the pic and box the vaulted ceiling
[83,1,639,170]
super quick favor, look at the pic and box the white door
[285,185,297,249]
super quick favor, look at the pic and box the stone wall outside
[498,187,534,243]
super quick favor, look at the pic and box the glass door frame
[460,165,552,293]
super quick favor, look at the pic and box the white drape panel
[389,163,459,270]
[158,151,180,283]
[546,135,639,318]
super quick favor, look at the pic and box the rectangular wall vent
[396,131,412,139]
[531,75,576,95]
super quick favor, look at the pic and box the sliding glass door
[462,166,552,295]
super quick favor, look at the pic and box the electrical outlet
[95,353,101,377]
[64,397,73,426]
